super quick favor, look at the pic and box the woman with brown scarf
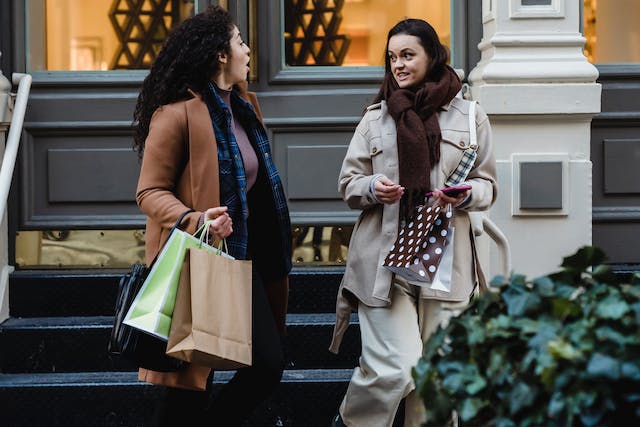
[331,19,497,427]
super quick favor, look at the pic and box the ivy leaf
[586,353,620,379]
[591,264,616,284]
[490,274,509,289]
[493,418,517,427]
[561,246,606,272]
[632,302,640,326]
[595,295,630,320]
[509,381,536,415]
[548,339,581,360]
[503,288,541,317]
[621,362,640,380]
[551,297,581,319]
[548,391,566,417]
[528,322,559,350]
[464,369,487,395]
[459,397,487,421]
[595,326,631,346]
[533,276,555,297]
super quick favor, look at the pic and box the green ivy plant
[413,246,640,427]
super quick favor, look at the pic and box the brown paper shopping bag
[166,247,252,370]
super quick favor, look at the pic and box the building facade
[0,0,638,287]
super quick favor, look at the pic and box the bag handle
[468,100,477,150]
[148,209,195,267]
[195,219,229,254]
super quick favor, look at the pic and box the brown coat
[136,85,288,390]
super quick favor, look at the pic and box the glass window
[27,0,196,71]
[584,0,640,63]
[284,0,451,67]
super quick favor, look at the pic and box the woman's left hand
[432,189,470,208]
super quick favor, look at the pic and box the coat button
[459,141,465,147]
[372,147,378,153]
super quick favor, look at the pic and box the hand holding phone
[425,184,472,199]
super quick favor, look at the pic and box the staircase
[0,266,381,427]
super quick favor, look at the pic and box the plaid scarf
[204,82,292,266]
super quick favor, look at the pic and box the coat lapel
[185,96,220,210]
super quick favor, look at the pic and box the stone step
[8,267,343,317]
[0,314,360,374]
[0,369,363,427]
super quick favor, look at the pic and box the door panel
[591,65,640,266]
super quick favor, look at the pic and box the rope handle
[194,219,229,254]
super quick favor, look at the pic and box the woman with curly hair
[133,6,291,426]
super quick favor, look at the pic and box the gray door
[591,65,640,268]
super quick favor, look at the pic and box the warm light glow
[584,0,640,63]
[30,0,194,71]
[284,0,450,67]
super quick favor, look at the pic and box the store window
[284,0,451,66]
[27,0,196,71]
[584,0,640,63]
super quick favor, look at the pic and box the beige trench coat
[329,96,497,353]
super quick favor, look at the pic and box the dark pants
[152,269,284,426]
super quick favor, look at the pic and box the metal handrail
[0,73,32,222]
[469,211,511,277]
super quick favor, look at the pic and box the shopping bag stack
[110,215,253,372]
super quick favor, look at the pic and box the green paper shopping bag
[123,220,219,340]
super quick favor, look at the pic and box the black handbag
[108,209,194,372]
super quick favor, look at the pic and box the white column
[469,0,601,278]
[0,57,12,322]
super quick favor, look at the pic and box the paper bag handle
[195,219,229,255]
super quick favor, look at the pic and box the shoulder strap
[443,101,479,187]
[468,101,477,149]
[469,227,489,295]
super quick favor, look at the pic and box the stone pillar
[469,0,601,278]
[0,54,12,321]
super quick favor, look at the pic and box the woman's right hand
[203,206,233,240]
[374,176,404,204]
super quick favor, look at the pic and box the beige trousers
[339,282,468,427]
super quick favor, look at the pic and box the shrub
[413,246,640,427]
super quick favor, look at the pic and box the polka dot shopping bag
[383,203,453,283]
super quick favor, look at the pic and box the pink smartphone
[425,184,472,198]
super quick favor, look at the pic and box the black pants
[152,269,284,426]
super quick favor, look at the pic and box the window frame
[266,0,467,85]
[23,0,213,77]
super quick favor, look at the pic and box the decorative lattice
[284,0,351,66]
[108,0,180,70]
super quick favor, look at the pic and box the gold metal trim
[248,0,258,82]
[15,226,352,268]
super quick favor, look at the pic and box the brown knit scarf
[384,65,461,219]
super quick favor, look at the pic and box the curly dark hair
[133,5,234,154]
